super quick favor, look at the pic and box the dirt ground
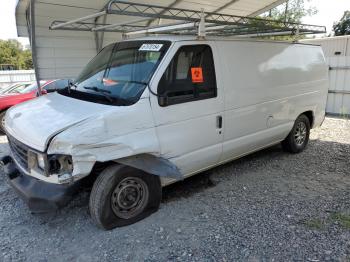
[0,117,349,261]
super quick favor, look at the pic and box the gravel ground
[0,117,350,261]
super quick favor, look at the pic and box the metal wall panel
[0,70,36,87]
[327,55,350,115]
[302,36,350,115]
[32,1,98,80]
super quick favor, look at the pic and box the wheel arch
[91,154,183,181]
[300,110,314,128]
[113,154,183,180]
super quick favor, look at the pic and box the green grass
[304,219,324,230]
[302,212,350,231]
[330,213,350,229]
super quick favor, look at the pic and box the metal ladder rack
[50,0,326,38]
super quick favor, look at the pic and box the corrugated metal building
[302,36,350,116]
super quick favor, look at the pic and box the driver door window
[158,45,217,106]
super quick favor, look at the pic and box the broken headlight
[48,155,73,175]
[28,152,73,176]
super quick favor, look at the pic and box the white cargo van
[2,36,328,229]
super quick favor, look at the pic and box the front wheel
[89,164,161,230]
[0,111,6,134]
[281,114,310,153]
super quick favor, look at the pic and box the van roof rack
[50,0,326,38]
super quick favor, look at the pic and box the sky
[0,0,349,47]
[302,0,350,34]
[0,0,29,47]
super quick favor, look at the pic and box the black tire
[281,114,310,153]
[0,111,6,134]
[89,164,161,230]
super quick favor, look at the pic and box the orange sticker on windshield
[103,78,118,86]
[191,67,204,83]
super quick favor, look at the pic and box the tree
[0,39,33,70]
[262,0,317,24]
[258,0,318,40]
[21,49,34,69]
[333,11,350,36]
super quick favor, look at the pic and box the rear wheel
[89,164,161,230]
[0,111,6,134]
[281,114,310,153]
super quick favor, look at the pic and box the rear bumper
[2,156,80,213]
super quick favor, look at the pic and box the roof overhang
[16,0,291,37]
[16,0,312,80]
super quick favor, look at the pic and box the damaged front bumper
[2,156,81,213]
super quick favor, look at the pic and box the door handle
[216,115,223,129]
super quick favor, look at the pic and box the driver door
[150,42,224,176]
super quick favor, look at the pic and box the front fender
[49,125,162,180]
[47,99,163,181]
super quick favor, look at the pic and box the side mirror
[158,95,168,107]
[41,89,48,95]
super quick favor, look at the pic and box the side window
[158,45,217,106]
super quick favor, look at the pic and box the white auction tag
[139,43,163,51]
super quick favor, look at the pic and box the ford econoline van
[2,36,328,229]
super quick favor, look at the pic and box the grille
[7,135,29,172]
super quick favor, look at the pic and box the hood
[5,92,114,151]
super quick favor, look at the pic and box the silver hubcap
[294,122,307,146]
[111,177,148,219]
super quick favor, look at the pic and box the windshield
[10,83,32,93]
[1,84,18,94]
[59,41,170,106]
[19,81,46,94]
[1,83,33,94]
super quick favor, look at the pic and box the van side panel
[216,41,328,162]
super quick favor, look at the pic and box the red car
[0,79,69,131]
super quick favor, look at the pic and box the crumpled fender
[47,98,183,180]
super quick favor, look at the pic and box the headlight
[28,151,46,172]
[37,154,45,170]
[28,152,73,176]
[48,155,73,175]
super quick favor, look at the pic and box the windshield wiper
[113,79,148,86]
[84,86,111,94]
[67,81,77,93]
[84,86,133,106]
[83,86,113,103]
